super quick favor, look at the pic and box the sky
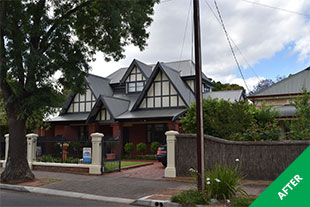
[89,0,310,92]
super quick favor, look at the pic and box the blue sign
[83,147,92,163]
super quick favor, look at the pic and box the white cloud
[90,0,310,84]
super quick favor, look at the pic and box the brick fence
[175,134,310,180]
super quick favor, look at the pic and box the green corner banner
[251,146,310,206]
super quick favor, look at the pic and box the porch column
[89,132,103,174]
[3,134,9,168]
[164,130,179,178]
[26,133,38,169]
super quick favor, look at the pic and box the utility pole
[193,0,205,191]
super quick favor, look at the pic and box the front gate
[101,136,121,173]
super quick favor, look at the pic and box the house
[248,66,310,136]
[203,90,246,102]
[42,59,216,154]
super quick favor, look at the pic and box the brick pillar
[175,120,180,132]
[168,121,174,130]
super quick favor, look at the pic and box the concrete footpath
[0,163,268,207]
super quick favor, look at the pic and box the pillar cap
[165,130,179,136]
[91,133,104,137]
[4,134,9,138]
[26,133,39,138]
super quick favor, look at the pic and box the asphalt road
[0,190,139,207]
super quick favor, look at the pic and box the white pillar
[89,133,103,174]
[3,134,9,168]
[26,133,38,169]
[164,130,179,178]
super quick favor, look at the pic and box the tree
[288,87,310,140]
[0,0,158,183]
[210,80,245,91]
[250,79,274,95]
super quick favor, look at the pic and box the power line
[239,0,310,17]
[212,0,250,91]
[178,0,192,70]
[203,0,261,82]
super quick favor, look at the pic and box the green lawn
[104,160,148,172]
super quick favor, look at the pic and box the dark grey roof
[116,108,186,120]
[86,95,130,122]
[249,67,310,97]
[203,90,245,102]
[119,59,152,84]
[48,113,89,122]
[107,59,212,85]
[274,105,297,118]
[106,67,127,84]
[85,74,113,98]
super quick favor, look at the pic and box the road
[0,190,139,207]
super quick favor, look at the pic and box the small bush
[136,142,147,154]
[150,141,161,153]
[41,155,53,162]
[171,189,209,205]
[124,143,134,154]
[204,164,247,200]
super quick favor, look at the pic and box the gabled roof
[119,59,152,84]
[203,90,245,102]
[248,67,310,98]
[87,95,130,122]
[132,62,195,111]
[85,74,113,98]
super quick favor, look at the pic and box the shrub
[41,154,53,162]
[204,164,247,200]
[150,141,161,153]
[171,189,209,205]
[136,142,147,154]
[231,197,256,207]
[124,143,134,154]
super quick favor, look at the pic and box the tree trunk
[0,105,34,183]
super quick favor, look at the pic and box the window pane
[162,82,169,95]
[128,82,136,92]
[147,98,154,108]
[171,96,177,107]
[155,82,161,96]
[74,103,79,112]
[137,81,144,91]
[137,73,142,81]
[101,109,106,120]
[86,102,91,111]
[80,103,85,112]
[163,97,169,107]
[130,74,136,82]
[155,97,161,108]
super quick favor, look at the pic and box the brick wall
[33,165,89,174]
[175,134,310,180]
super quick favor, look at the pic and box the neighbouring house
[203,90,246,102]
[248,66,310,136]
[41,59,243,155]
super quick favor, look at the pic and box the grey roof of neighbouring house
[203,90,245,102]
[249,67,310,97]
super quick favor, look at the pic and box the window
[139,71,185,109]
[67,88,96,113]
[146,124,168,144]
[96,106,112,121]
[125,67,145,93]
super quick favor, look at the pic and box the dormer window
[125,66,146,93]
[67,87,96,113]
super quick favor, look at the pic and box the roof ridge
[87,73,111,81]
